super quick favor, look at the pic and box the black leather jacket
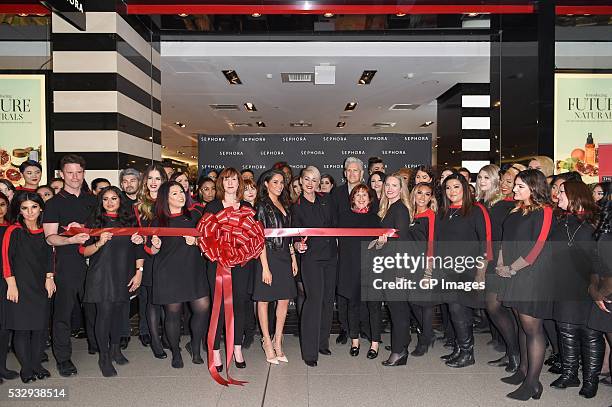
[255,197,291,251]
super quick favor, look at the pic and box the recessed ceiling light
[162,145,166,148]
[344,102,358,111]
[336,121,346,128]
[244,102,257,112]
[230,123,253,128]
[148,136,153,140]
[252,13,261,18]
[290,122,312,127]
[178,13,188,17]
[256,121,266,127]
[358,70,376,85]
[466,13,479,17]
[396,13,406,17]
[493,100,501,107]
[222,70,242,85]
[323,13,334,18]
[420,121,434,128]
[174,121,186,128]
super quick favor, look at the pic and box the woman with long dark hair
[135,163,167,358]
[496,169,554,400]
[253,169,298,364]
[550,180,604,398]
[204,168,252,370]
[409,165,435,191]
[368,171,386,202]
[170,171,195,208]
[3,193,55,383]
[80,186,144,377]
[147,181,210,368]
[0,192,18,383]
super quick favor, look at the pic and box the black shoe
[71,328,87,339]
[505,354,520,373]
[88,342,99,355]
[185,342,204,364]
[171,350,184,369]
[579,381,599,398]
[506,381,543,401]
[367,348,378,359]
[411,335,435,357]
[445,350,475,368]
[440,344,460,361]
[384,345,391,351]
[550,374,580,389]
[242,333,255,349]
[33,367,50,380]
[120,337,130,350]
[215,364,223,372]
[110,344,129,365]
[501,371,526,385]
[151,344,167,359]
[578,326,604,399]
[20,373,36,384]
[319,348,332,356]
[487,354,508,367]
[349,346,360,357]
[382,350,408,367]
[235,359,246,369]
[548,360,563,374]
[97,353,117,377]
[139,334,151,347]
[336,330,348,345]
[544,352,559,366]
[443,337,455,348]
[57,360,78,377]
[304,360,317,367]
[0,368,19,380]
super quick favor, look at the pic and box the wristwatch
[136,266,144,272]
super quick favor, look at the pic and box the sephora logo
[301,150,325,155]
[219,151,244,156]
[201,136,225,142]
[382,150,406,155]
[241,137,266,142]
[341,150,365,155]
[260,151,284,156]
[364,136,388,141]
[323,136,347,142]
[404,136,429,141]
[283,136,307,142]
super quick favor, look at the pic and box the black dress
[588,231,612,332]
[410,208,436,303]
[434,204,491,308]
[499,206,553,319]
[0,223,8,327]
[83,214,142,304]
[134,203,154,287]
[252,199,297,302]
[149,212,209,305]
[486,198,516,295]
[2,225,52,331]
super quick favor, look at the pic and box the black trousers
[95,302,124,350]
[52,273,94,363]
[337,295,349,332]
[300,258,336,361]
[137,287,150,335]
[209,266,250,348]
[13,330,44,376]
[348,298,382,342]
[387,301,411,353]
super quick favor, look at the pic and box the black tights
[0,328,10,372]
[513,309,546,388]
[164,297,210,357]
[486,293,519,356]
[411,304,434,341]
[146,286,164,353]
[544,319,560,354]
[13,330,44,377]
[95,302,123,353]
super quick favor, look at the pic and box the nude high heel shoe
[273,336,288,363]
[262,338,279,365]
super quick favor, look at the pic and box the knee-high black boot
[446,315,475,368]
[550,322,580,389]
[578,327,604,399]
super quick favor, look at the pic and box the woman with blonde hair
[528,156,555,178]
[476,164,502,207]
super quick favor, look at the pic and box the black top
[331,183,379,219]
[255,197,291,251]
[380,200,412,241]
[487,198,516,272]
[291,192,337,261]
[42,188,97,266]
[203,199,252,215]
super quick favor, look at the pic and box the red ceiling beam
[125,4,536,15]
[555,6,612,15]
[0,4,50,14]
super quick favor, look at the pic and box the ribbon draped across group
[63,207,397,386]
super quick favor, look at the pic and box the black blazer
[255,197,291,251]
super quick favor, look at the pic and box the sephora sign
[198,133,432,181]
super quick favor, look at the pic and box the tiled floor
[1,334,610,407]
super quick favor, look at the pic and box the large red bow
[196,206,264,386]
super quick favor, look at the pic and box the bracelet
[46,275,54,280]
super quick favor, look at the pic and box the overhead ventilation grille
[389,104,420,110]
[281,73,314,83]
[210,104,240,111]
[372,122,396,128]
[230,123,252,127]
[290,122,312,127]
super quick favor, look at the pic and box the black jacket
[256,197,291,251]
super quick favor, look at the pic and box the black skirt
[252,248,297,301]
[587,301,612,332]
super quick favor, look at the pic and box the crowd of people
[0,153,610,402]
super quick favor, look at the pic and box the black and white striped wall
[51,11,161,185]
[437,83,493,178]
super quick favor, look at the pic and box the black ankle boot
[445,317,474,368]
[98,352,117,377]
[551,322,580,389]
[578,326,604,399]
[110,344,129,365]
[411,334,433,357]
[505,353,520,373]
[171,349,184,369]
[440,342,460,361]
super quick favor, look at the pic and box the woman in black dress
[588,199,612,391]
[496,169,553,400]
[253,170,298,364]
[550,180,604,398]
[135,163,167,357]
[408,182,437,357]
[81,186,144,377]
[376,173,413,366]
[292,166,337,367]
[0,192,18,383]
[148,181,210,369]
[337,183,381,359]
[435,173,491,369]
[204,168,252,370]
[3,193,55,383]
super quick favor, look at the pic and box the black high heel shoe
[216,364,223,372]
[367,348,378,359]
[171,350,184,369]
[20,374,36,384]
[33,367,50,380]
[185,342,204,364]
[349,346,360,357]
[235,359,246,369]
[501,371,526,385]
[304,360,317,367]
[411,336,435,357]
[506,381,543,401]
[381,350,408,367]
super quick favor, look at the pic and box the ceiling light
[336,122,346,128]
[420,121,434,128]
[148,136,153,140]
[178,13,188,17]
[162,145,166,148]
[174,121,186,128]
[493,100,501,107]
[323,13,334,18]
[466,13,479,17]
[396,13,406,17]
[358,70,377,85]
[222,70,242,85]
[256,121,266,127]
[251,13,261,18]
[290,122,312,127]
[230,123,253,128]
[244,102,257,112]
[344,102,358,111]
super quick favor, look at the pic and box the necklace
[448,208,460,220]
[564,218,585,247]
